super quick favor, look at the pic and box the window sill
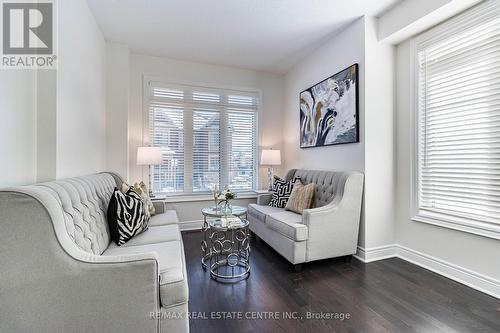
[412,210,500,240]
[151,192,258,203]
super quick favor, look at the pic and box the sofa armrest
[257,193,273,205]
[0,189,161,333]
[302,173,364,261]
[153,200,165,214]
[65,255,161,332]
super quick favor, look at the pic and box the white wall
[396,40,500,280]
[283,18,367,246]
[106,43,130,179]
[0,0,106,186]
[0,71,36,187]
[282,17,396,250]
[128,53,285,188]
[56,0,107,179]
[36,70,57,182]
[283,18,365,173]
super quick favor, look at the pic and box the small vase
[222,201,232,214]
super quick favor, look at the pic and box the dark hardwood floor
[182,231,500,333]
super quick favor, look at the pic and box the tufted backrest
[285,169,350,208]
[32,173,121,255]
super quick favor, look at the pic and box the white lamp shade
[260,149,281,166]
[137,146,162,165]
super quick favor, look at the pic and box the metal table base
[200,207,250,283]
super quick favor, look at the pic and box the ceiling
[87,0,400,74]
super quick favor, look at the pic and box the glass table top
[201,205,247,217]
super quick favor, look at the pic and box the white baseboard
[353,247,366,262]
[396,245,500,299]
[354,244,499,299]
[177,220,203,231]
[354,244,397,263]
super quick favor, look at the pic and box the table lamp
[137,146,162,197]
[260,149,281,190]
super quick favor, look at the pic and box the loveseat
[248,169,364,268]
[0,172,188,333]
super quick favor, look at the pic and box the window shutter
[227,109,258,191]
[148,82,259,194]
[149,101,185,193]
[193,109,220,192]
[416,2,500,226]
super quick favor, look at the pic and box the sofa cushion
[149,210,179,226]
[103,240,188,307]
[266,211,308,241]
[106,224,181,248]
[247,203,285,223]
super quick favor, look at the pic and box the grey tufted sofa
[248,169,364,267]
[0,172,188,333]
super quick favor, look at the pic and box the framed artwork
[299,63,359,148]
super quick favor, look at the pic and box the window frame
[142,76,261,197]
[409,0,500,240]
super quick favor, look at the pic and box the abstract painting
[300,64,359,148]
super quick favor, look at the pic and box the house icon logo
[1,0,57,68]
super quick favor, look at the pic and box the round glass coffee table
[206,218,250,282]
[201,205,247,270]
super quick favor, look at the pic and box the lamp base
[148,168,155,198]
[267,167,274,191]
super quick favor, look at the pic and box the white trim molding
[397,245,500,300]
[412,213,500,241]
[354,244,500,299]
[354,244,398,263]
[153,192,257,203]
[409,0,500,241]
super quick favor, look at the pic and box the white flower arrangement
[212,185,236,210]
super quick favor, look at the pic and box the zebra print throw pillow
[269,176,302,208]
[107,187,150,246]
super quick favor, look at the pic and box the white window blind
[227,110,257,191]
[193,109,220,192]
[149,102,184,193]
[148,82,259,194]
[413,0,500,237]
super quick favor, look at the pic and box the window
[411,1,500,238]
[148,82,258,195]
